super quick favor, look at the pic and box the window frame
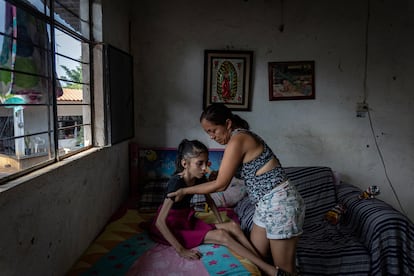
[0,0,97,184]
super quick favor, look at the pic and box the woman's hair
[200,103,249,130]
[174,139,208,174]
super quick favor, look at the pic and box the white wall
[0,0,132,275]
[131,0,414,221]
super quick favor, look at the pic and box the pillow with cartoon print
[191,177,247,208]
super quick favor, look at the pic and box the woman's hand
[177,247,202,260]
[167,188,185,202]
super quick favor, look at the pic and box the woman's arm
[155,198,202,259]
[168,136,245,200]
[205,194,223,224]
[167,174,231,201]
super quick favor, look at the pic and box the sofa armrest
[233,196,254,236]
[337,182,414,275]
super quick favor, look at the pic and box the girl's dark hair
[174,139,208,174]
[200,103,249,130]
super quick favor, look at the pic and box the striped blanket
[234,166,414,275]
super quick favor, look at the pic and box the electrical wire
[367,111,407,216]
[363,0,407,216]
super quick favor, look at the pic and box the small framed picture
[268,61,315,101]
[203,50,253,111]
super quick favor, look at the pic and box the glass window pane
[56,83,90,105]
[0,132,54,177]
[23,132,53,156]
[57,104,90,122]
[0,2,52,106]
[54,0,90,39]
[0,107,14,155]
[0,104,55,179]
[57,99,91,156]
[0,71,50,105]
[0,34,12,68]
[0,3,51,58]
[56,55,90,85]
[23,105,52,133]
[18,105,54,158]
[58,123,91,155]
[0,1,5,31]
[20,0,49,15]
[0,105,54,155]
[55,29,82,59]
[0,34,51,77]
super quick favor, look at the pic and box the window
[0,0,93,183]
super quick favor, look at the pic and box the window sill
[0,147,103,193]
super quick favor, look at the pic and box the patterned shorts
[253,180,306,239]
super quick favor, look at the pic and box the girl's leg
[204,229,276,276]
[215,220,259,256]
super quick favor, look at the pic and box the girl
[168,104,305,275]
[149,139,277,275]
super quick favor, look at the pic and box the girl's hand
[167,188,185,201]
[177,248,202,260]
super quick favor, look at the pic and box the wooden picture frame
[268,61,315,101]
[203,50,253,111]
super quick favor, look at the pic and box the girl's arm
[155,198,202,259]
[167,176,228,201]
[205,194,223,224]
[168,135,245,200]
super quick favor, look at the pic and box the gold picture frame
[203,50,253,111]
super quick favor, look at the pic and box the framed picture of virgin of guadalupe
[203,50,253,111]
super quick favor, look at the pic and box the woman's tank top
[232,129,287,204]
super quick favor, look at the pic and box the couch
[234,166,414,275]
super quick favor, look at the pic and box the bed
[67,147,261,275]
[66,203,260,276]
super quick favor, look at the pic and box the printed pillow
[211,177,246,207]
[138,179,168,212]
[191,177,247,208]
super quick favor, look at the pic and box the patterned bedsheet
[67,208,260,276]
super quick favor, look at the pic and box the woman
[150,139,277,275]
[168,104,305,275]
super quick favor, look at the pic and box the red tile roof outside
[57,88,83,102]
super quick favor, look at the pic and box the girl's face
[201,118,232,145]
[184,152,209,179]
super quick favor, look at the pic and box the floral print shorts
[253,180,306,239]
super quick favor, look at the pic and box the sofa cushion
[337,182,414,275]
[285,167,337,223]
[138,179,168,212]
[297,222,370,275]
[286,167,371,274]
